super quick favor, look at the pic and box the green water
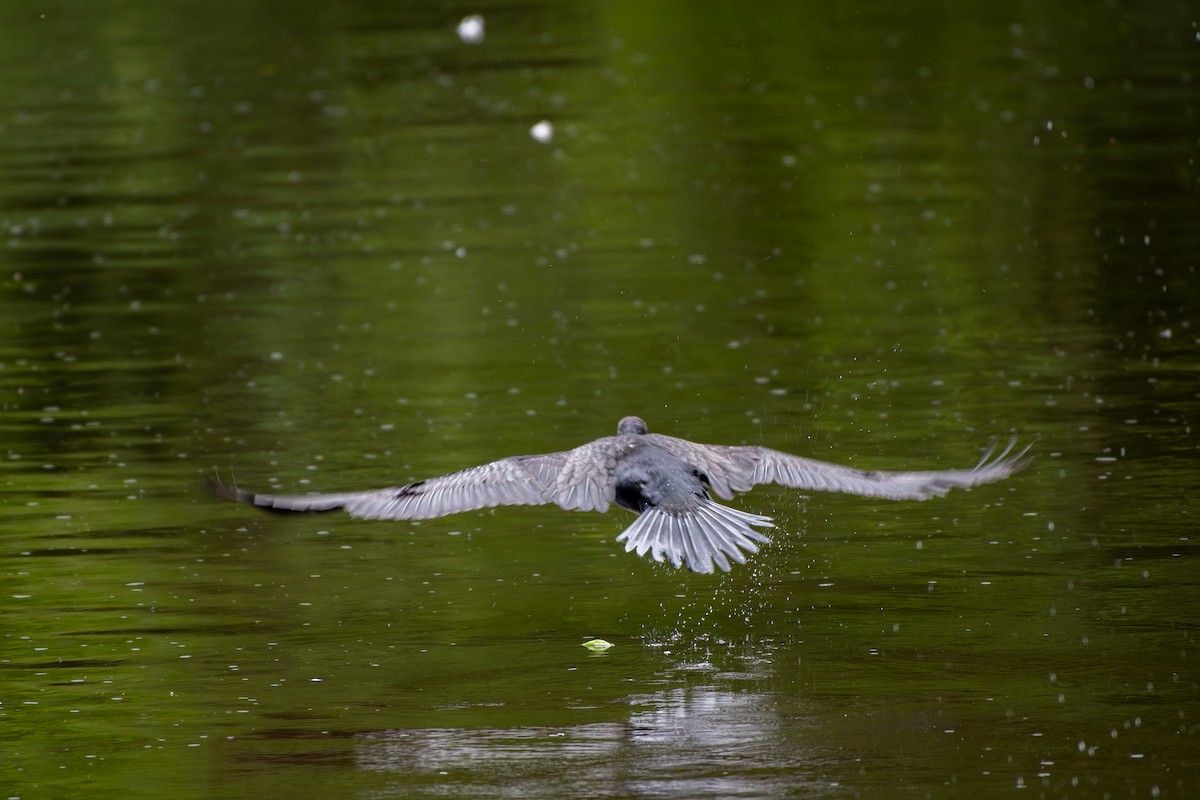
[2,1,1197,797]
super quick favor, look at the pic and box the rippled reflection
[358,687,812,797]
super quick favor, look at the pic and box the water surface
[2,1,1197,798]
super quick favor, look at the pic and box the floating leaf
[581,638,613,651]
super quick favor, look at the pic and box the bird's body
[208,416,1031,574]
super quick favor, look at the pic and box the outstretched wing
[642,434,1031,501]
[207,438,622,520]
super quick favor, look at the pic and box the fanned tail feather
[616,500,774,574]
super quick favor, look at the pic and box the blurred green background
[2,1,1197,797]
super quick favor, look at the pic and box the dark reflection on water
[2,0,1198,798]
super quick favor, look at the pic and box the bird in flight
[208,416,1030,574]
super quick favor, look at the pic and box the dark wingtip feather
[204,469,322,514]
[204,469,256,504]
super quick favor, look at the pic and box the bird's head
[617,416,648,436]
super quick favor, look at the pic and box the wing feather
[643,433,1031,502]
[206,437,621,521]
